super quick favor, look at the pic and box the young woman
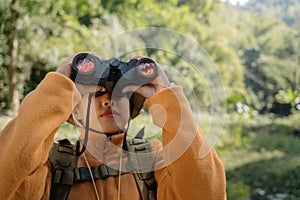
[0,53,226,200]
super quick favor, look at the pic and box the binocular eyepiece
[70,53,158,94]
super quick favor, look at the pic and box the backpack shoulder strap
[126,138,157,200]
[48,139,79,200]
[48,138,157,200]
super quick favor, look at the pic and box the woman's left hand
[122,62,171,99]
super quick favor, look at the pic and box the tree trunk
[6,0,20,115]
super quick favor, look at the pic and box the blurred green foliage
[0,0,299,115]
[1,1,300,199]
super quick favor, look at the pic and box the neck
[77,131,126,166]
[75,119,124,135]
[77,128,125,148]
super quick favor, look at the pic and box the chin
[101,123,124,133]
[96,117,128,133]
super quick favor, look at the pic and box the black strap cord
[122,119,132,151]
[76,93,93,156]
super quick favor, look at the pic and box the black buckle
[98,165,110,179]
[74,167,94,182]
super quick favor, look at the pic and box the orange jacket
[0,72,226,199]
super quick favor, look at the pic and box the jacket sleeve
[0,72,81,200]
[144,86,226,200]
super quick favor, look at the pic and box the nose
[101,95,116,107]
[102,99,111,107]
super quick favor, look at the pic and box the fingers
[56,52,97,77]
[56,56,74,77]
[122,64,170,99]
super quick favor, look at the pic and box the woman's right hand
[57,52,99,77]
[56,54,75,77]
[56,52,105,96]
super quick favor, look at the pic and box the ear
[66,107,83,126]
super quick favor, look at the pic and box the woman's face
[76,93,130,133]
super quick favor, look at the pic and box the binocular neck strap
[121,119,132,151]
[76,93,94,156]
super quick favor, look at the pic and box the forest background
[1,0,300,199]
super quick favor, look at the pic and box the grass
[218,113,300,200]
[1,112,300,199]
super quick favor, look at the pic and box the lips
[101,109,117,118]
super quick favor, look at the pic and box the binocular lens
[137,62,156,76]
[76,58,95,73]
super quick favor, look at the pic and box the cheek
[117,98,130,119]
[77,96,99,123]
[75,100,89,120]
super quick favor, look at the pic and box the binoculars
[70,53,158,94]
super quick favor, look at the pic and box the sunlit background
[220,0,249,5]
[1,0,299,199]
